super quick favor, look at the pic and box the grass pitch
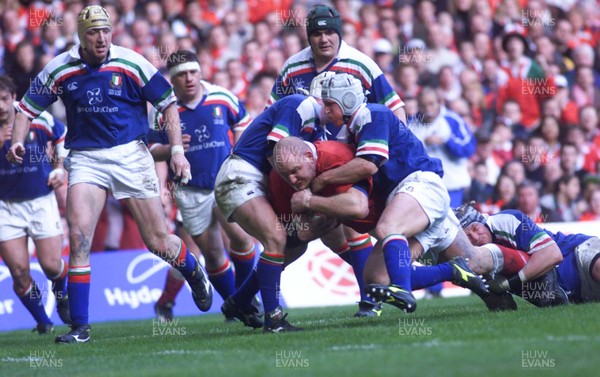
[1,296,598,377]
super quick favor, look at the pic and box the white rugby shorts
[64,140,160,200]
[386,170,452,254]
[214,155,267,221]
[0,191,63,242]
[174,186,216,237]
[574,237,600,302]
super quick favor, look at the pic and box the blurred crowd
[2,0,600,253]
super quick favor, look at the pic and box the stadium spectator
[130,19,153,54]
[0,75,70,334]
[8,40,38,100]
[397,64,421,100]
[540,174,584,222]
[411,87,476,207]
[466,162,494,204]
[437,65,462,104]
[580,106,600,146]
[564,126,600,174]
[538,115,561,158]
[516,180,562,223]
[240,39,264,81]
[181,0,209,45]
[160,0,186,38]
[572,66,600,108]
[490,120,514,166]
[579,188,600,221]
[497,28,550,131]
[60,10,79,45]
[479,173,517,214]
[521,133,547,185]
[541,159,564,196]
[425,22,461,75]
[462,80,492,129]
[7,5,212,344]
[373,38,394,75]
[471,132,502,186]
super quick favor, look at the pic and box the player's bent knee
[39,259,62,277]
[373,222,406,242]
[261,227,287,253]
[143,231,172,253]
[11,271,31,292]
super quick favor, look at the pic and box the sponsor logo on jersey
[67,82,78,91]
[194,125,210,142]
[87,88,103,105]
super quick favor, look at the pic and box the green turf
[1,296,598,377]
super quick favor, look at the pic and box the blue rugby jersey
[16,44,175,149]
[268,42,403,113]
[149,81,251,190]
[338,103,443,199]
[233,94,324,174]
[1,108,66,200]
[485,210,592,301]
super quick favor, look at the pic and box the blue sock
[410,264,453,290]
[256,252,284,322]
[232,267,259,310]
[382,235,412,290]
[169,241,198,282]
[68,265,91,326]
[207,260,236,300]
[348,235,373,301]
[229,244,256,289]
[17,281,52,325]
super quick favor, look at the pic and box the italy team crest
[213,106,224,124]
[110,73,122,88]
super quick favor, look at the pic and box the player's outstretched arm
[6,112,31,164]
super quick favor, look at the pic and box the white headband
[169,62,201,77]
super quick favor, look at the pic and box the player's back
[356,104,443,199]
[233,94,318,174]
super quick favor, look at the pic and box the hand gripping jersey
[149,81,251,190]
[1,108,66,200]
[233,94,325,174]
[17,44,175,149]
